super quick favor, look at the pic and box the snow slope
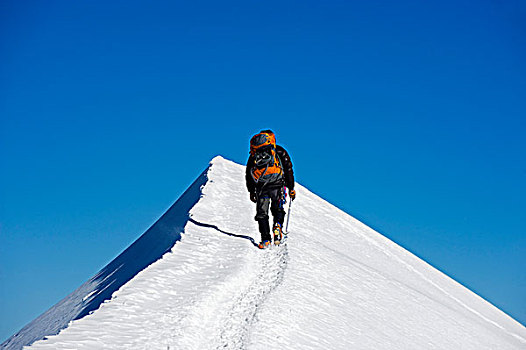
[3,156,525,349]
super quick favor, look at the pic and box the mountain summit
[3,156,525,349]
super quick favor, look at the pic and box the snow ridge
[4,156,526,350]
[347,215,523,341]
[2,166,208,350]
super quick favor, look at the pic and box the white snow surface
[5,156,526,349]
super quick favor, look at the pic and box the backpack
[249,131,284,186]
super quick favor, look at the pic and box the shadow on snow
[188,218,258,247]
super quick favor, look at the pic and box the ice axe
[284,198,292,234]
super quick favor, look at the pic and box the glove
[289,189,296,201]
[250,192,257,203]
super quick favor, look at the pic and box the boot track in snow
[216,243,289,349]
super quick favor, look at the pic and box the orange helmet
[250,130,276,156]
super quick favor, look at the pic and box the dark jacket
[246,145,295,194]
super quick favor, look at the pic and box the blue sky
[1,0,525,341]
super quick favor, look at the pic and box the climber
[246,130,295,249]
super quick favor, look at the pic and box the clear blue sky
[1,0,525,341]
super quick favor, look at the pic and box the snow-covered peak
[209,154,244,169]
[209,154,228,164]
[3,156,525,349]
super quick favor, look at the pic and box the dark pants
[255,187,285,242]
